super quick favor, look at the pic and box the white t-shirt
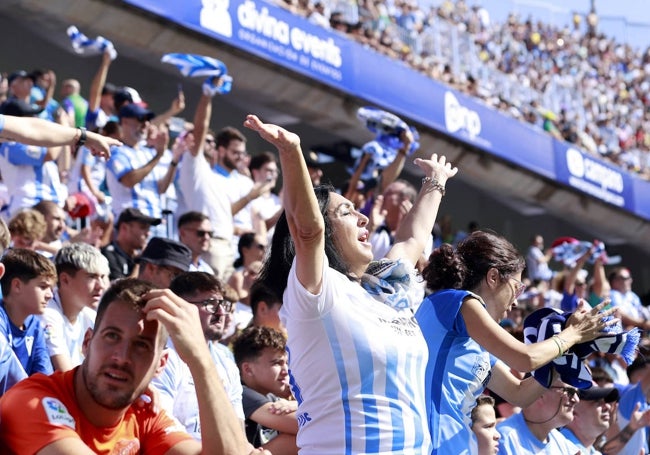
[280,257,432,454]
[40,290,96,368]
[151,340,244,440]
[177,153,233,241]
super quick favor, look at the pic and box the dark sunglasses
[550,386,578,399]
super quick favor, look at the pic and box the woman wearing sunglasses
[415,230,615,454]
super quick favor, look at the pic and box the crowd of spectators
[274,0,650,179]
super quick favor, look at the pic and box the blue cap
[118,103,154,122]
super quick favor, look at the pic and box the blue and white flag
[551,237,621,268]
[66,26,117,60]
[161,53,228,78]
[161,53,233,95]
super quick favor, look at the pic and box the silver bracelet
[422,176,446,196]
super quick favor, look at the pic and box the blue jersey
[0,302,52,376]
[0,334,27,395]
[415,289,496,454]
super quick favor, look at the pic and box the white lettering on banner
[565,148,624,193]
[444,91,481,139]
[237,0,342,69]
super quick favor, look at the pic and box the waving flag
[66,26,117,60]
[351,107,419,179]
[551,237,621,267]
[161,53,233,95]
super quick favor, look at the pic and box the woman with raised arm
[244,114,457,454]
[415,230,616,454]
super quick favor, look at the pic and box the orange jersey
[0,368,192,454]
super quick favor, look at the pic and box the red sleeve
[0,378,81,455]
[137,407,194,454]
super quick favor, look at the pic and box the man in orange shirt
[0,278,262,454]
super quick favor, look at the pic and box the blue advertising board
[123,0,650,220]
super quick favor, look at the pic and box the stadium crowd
[1,0,650,453]
[277,0,650,179]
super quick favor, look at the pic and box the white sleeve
[40,309,67,357]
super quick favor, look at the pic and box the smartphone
[177,82,183,95]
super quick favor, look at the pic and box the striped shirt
[281,257,431,454]
[106,144,163,218]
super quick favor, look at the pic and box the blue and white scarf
[161,53,232,95]
[67,26,117,60]
[523,307,639,389]
[361,259,413,310]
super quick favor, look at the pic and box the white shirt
[177,153,233,240]
[151,340,244,440]
[40,290,96,368]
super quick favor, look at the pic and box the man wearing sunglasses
[608,267,650,332]
[151,271,244,440]
[560,385,619,453]
[177,211,215,274]
[497,377,581,454]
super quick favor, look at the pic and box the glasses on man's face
[205,138,216,146]
[187,297,234,314]
[194,229,213,238]
[508,276,526,300]
[550,386,579,399]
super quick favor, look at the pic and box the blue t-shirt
[0,302,52,376]
[0,333,27,396]
[415,289,497,454]
[498,411,580,454]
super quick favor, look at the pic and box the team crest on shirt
[471,356,492,387]
[25,145,43,159]
[113,439,140,454]
[42,397,76,429]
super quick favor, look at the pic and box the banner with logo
[553,141,634,211]
[124,0,650,219]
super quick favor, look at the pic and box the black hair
[250,281,282,316]
[258,184,352,300]
[234,233,257,269]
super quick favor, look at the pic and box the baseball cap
[578,386,619,403]
[0,99,44,117]
[136,237,192,272]
[7,70,34,85]
[66,192,95,219]
[114,86,147,109]
[304,151,323,168]
[117,208,161,227]
[118,103,155,122]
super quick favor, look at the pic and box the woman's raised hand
[565,299,618,343]
[244,114,301,153]
[414,153,458,186]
